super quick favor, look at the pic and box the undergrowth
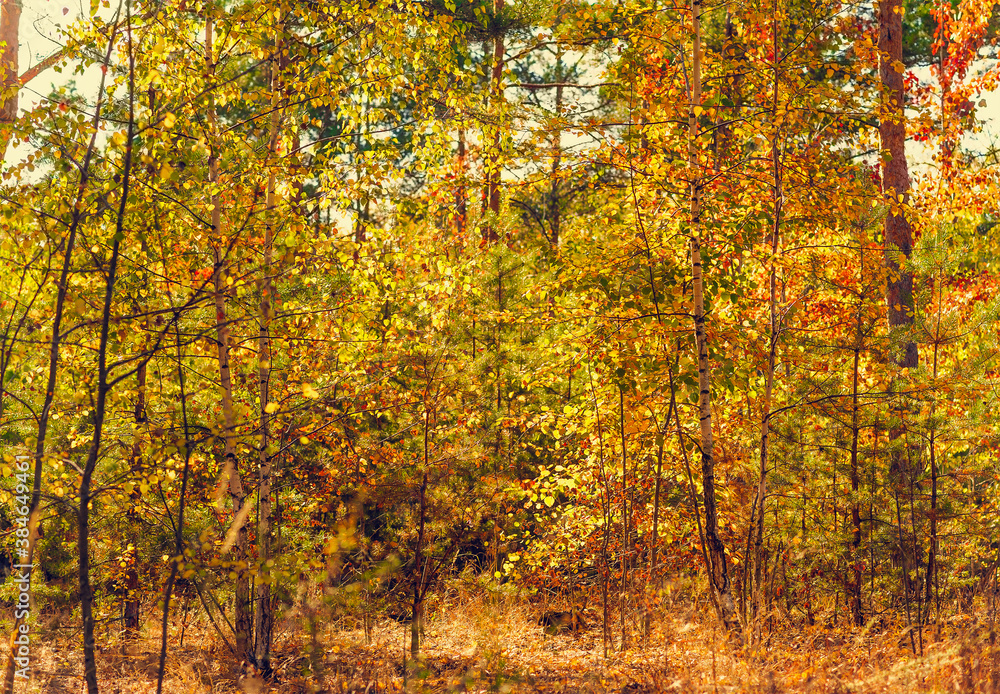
[6,587,1000,693]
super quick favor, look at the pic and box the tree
[879,0,917,368]
[685,0,740,637]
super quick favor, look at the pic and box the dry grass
[8,591,1000,693]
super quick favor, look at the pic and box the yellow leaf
[301,383,319,399]
[265,402,279,414]
[162,112,176,129]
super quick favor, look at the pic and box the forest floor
[13,588,1000,693]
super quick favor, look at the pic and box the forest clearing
[2,0,1000,690]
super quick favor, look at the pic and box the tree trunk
[879,0,917,368]
[80,53,134,689]
[411,469,428,658]
[848,340,863,626]
[456,127,467,236]
[253,24,283,674]
[548,50,563,247]
[688,0,740,639]
[748,14,783,635]
[880,0,918,643]
[155,332,196,694]
[645,418,666,639]
[619,385,629,651]
[923,310,941,626]
[123,354,145,636]
[205,16,252,659]
[0,0,20,159]
[2,19,115,692]
[482,0,504,243]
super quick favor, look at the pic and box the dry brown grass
[8,591,1000,693]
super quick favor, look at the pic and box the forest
[1,0,1000,691]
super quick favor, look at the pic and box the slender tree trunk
[123,348,145,636]
[80,29,135,687]
[253,25,283,673]
[619,385,629,651]
[456,127,467,236]
[205,15,252,659]
[0,0,20,159]
[846,224,869,627]
[548,49,563,247]
[669,349,718,621]
[411,359,439,659]
[155,329,196,694]
[411,455,429,657]
[645,411,668,639]
[923,15,950,629]
[923,317,941,625]
[687,0,741,639]
[482,0,504,243]
[716,8,743,173]
[587,367,612,660]
[1,21,116,693]
[748,15,783,637]
[848,335,863,626]
[879,0,916,367]
[355,199,369,245]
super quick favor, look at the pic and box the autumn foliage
[2,0,1000,691]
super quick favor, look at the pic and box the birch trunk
[688,0,740,638]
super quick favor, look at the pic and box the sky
[9,0,105,167]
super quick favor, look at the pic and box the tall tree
[253,11,284,674]
[880,0,917,367]
[686,0,740,638]
[205,8,252,659]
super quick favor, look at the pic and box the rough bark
[879,0,918,632]
[879,0,917,368]
[0,0,20,159]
